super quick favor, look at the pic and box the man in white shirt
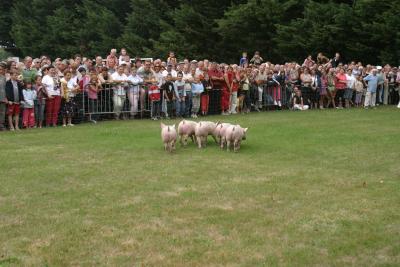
[111,65,128,119]
[162,64,177,80]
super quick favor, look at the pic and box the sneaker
[62,124,67,127]
[10,127,15,131]
[274,100,278,106]
[68,123,75,127]
[397,103,400,108]
[90,120,97,124]
[278,101,282,107]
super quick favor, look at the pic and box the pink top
[335,73,347,90]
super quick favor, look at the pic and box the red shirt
[226,71,239,92]
[148,85,160,101]
[208,69,225,88]
[335,73,347,90]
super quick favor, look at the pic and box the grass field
[0,108,399,266]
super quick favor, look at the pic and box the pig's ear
[161,122,166,129]
[244,128,248,133]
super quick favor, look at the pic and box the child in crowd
[85,75,100,123]
[161,73,175,119]
[33,75,46,128]
[5,71,24,130]
[293,87,309,111]
[78,67,90,91]
[174,72,186,117]
[240,52,248,67]
[148,83,161,120]
[22,81,37,128]
[167,51,177,66]
[191,76,204,118]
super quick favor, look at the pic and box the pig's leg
[226,140,231,151]
[233,140,239,152]
[179,135,184,146]
[172,140,176,151]
[197,136,202,149]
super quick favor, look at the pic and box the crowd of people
[0,49,399,131]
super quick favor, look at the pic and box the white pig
[194,121,218,148]
[224,125,248,152]
[214,122,232,147]
[177,120,198,146]
[160,123,177,152]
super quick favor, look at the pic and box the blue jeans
[175,99,186,117]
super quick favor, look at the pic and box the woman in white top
[42,65,61,127]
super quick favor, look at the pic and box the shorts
[61,99,76,117]
[7,103,20,116]
[343,88,353,100]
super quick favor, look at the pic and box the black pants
[208,89,221,115]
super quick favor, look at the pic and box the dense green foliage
[2,0,399,65]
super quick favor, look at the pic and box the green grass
[0,108,399,266]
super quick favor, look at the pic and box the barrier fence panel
[80,82,152,120]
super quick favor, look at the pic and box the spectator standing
[5,71,24,130]
[33,75,46,128]
[0,63,6,131]
[42,66,61,127]
[22,81,37,128]
[22,56,37,83]
[335,68,347,109]
[363,69,379,108]
[344,68,356,108]
[127,67,143,117]
[174,72,186,117]
[111,65,128,120]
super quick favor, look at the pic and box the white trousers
[364,92,376,107]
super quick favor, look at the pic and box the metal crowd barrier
[80,82,152,120]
